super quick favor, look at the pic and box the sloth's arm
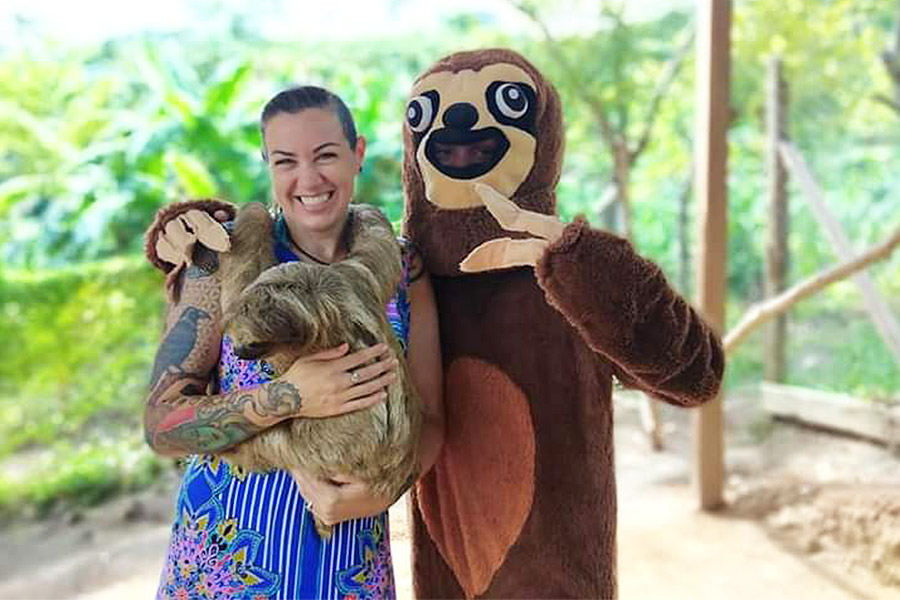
[143,247,301,458]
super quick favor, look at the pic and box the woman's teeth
[297,193,331,206]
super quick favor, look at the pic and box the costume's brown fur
[402,48,724,598]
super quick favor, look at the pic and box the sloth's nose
[442,103,478,130]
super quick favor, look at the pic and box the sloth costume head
[402,48,564,276]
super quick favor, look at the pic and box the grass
[0,434,169,521]
[786,311,900,401]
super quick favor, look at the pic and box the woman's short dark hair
[259,86,358,161]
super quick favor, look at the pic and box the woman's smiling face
[264,107,365,236]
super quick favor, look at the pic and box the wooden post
[693,0,730,511]
[764,57,789,382]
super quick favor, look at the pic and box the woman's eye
[494,83,529,119]
[273,158,294,167]
[316,153,338,162]
[407,93,437,133]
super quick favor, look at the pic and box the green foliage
[2,0,899,517]
[0,259,164,454]
[786,298,900,399]
[733,0,896,147]
[0,39,271,267]
[0,258,167,519]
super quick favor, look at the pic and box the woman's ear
[355,135,367,171]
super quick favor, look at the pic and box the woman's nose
[294,162,326,189]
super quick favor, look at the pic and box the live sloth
[217,202,421,538]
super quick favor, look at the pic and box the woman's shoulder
[397,237,425,284]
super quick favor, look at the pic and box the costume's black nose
[442,103,478,130]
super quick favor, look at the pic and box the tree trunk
[678,172,692,295]
[764,57,789,382]
[614,144,633,241]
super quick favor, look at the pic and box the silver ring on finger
[350,369,361,385]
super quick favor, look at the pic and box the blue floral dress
[156,221,412,600]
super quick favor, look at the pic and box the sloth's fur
[217,202,421,538]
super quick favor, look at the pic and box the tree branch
[630,27,695,162]
[595,183,619,216]
[510,1,619,151]
[892,0,900,55]
[874,93,900,116]
[724,221,900,353]
[878,1,900,113]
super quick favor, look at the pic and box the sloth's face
[264,108,365,239]
[406,63,538,209]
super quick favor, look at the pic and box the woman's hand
[290,468,391,526]
[278,342,398,419]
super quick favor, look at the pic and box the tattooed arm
[143,246,305,458]
[144,246,398,459]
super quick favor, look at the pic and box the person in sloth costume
[401,48,724,599]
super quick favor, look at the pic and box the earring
[358,164,364,174]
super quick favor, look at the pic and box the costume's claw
[460,238,549,272]
[183,209,230,252]
[473,183,565,243]
[154,209,231,269]
[160,217,197,266]
[155,234,185,266]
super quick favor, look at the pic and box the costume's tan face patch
[408,64,538,209]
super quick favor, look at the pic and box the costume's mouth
[424,127,509,180]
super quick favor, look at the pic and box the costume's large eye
[486,81,537,134]
[407,91,439,133]
[494,83,529,119]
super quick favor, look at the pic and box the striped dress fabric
[156,222,412,600]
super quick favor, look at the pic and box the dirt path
[2,391,898,599]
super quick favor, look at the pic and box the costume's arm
[535,218,724,407]
[144,246,302,458]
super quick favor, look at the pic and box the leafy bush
[0,258,164,455]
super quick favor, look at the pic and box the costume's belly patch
[417,356,536,598]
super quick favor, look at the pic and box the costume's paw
[458,184,566,272]
[155,208,231,267]
[144,199,235,274]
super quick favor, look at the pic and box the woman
[144,85,443,599]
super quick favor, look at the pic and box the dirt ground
[2,389,898,600]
